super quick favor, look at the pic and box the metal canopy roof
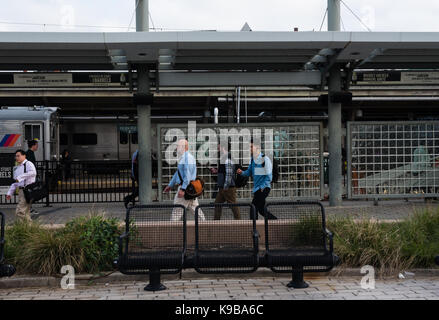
[1,31,439,84]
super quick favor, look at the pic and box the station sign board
[352,71,439,85]
[0,153,15,195]
[0,73,128,87]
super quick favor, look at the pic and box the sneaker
[30,209,39,219]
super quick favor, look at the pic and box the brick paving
[0,199,438,225]
[0,276,438,300]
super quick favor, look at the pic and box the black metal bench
[0,212,16,278]
[115,204,187,291]
[264,201,338,288]
[194,203,258,274]
[115,201,338,291]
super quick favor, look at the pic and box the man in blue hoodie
[237,139,277,220]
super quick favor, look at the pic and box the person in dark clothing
[26,140,38,165]
[237,139,277,220]
[124,150,139,208]
[25,140,39,217]
[60,149,72,180]
[210,142,241,220]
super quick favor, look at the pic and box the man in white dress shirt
[5,150,37,222]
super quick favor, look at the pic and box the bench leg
[0,264,16,278]
[287,270,309,289]
[144,271,166,291]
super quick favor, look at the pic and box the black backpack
[234,164,249,188]
[261,153,279,184]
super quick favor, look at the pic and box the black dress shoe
[124,196,130,209]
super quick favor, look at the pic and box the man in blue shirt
[164,139,205,221]
[237,139,277,220]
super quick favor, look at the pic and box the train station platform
[0,199,438,226]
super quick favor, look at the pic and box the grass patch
[327,207,439,276]
[4,211,121,276]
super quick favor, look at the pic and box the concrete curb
[1,268,438,289]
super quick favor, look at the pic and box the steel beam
[158,71,321,87]
[136,0,152,204]
[327,0,343,206]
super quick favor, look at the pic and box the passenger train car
[0,106,158,161]
[0,106,59,160]
[59,118,143,161]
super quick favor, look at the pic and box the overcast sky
[1,0,439,33]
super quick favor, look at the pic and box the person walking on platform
[5,150,37,222]
[210,142,241,220]
[25,140,39,217]
[163,139,205,221]
[25,140,38,165]
[124,150,139,208]
[237,139,277,220]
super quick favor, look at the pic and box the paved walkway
[0,199,438,225]
[0,276,438,300]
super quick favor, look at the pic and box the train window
[33,126,40,140]
[24,124,41,141]
[60,133,68,145]
[73,133,97,145]
[120,131,128,144]
[25,125,32,140]
[131,132,138,144]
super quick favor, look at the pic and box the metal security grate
[348,122,439,199]
[194,203,258,273]
[158,123,323,201]
[118,204,186,275]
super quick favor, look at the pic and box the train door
[118,124,138,160]
[23,122,44,161]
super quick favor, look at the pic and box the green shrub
[398,207,439,267]
[4,213,121,275]
[290,215,324,246]
[327,217,414,275]
[64,214,121,273]
[4,220,45,266]
[327,207,439,275]
[19,229,85,275]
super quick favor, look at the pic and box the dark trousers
[125,178,139,205]
[251,188,277,220]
